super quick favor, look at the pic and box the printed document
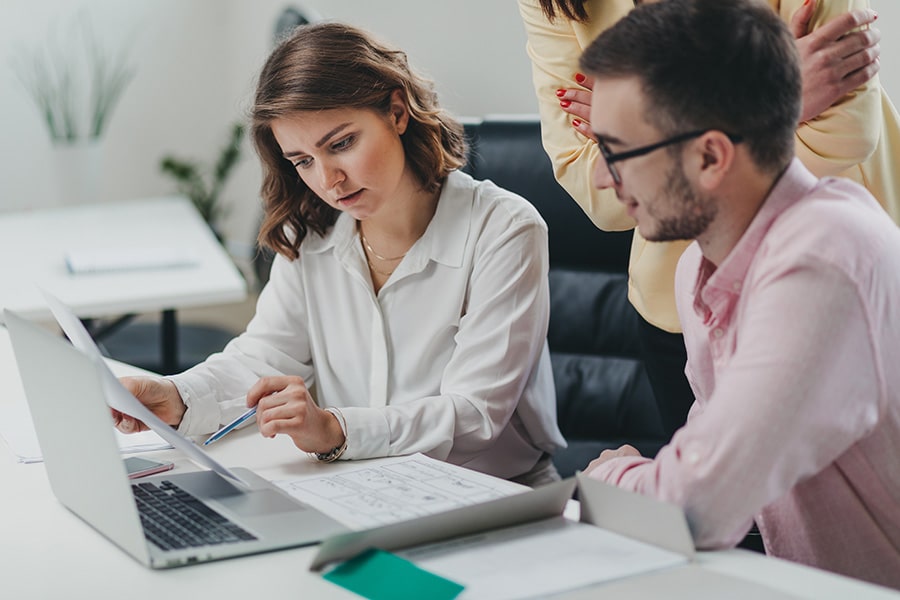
[43,289,250,487]
[276,453,526,529]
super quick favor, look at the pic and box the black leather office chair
[461,117,667,477]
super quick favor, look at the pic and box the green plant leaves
[160,124,245,227]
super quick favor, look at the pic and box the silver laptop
[4,308,348,569]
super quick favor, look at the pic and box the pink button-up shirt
[588,159,900,589]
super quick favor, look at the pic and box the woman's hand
[116,377,186,433]
[556,73,596,141]
[248,376,345,454]
[790,2,880,123]
[559,3,880,132]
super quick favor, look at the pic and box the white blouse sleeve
[172,254,315,435]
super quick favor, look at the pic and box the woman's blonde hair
[252,22,467,259]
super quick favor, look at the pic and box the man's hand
[791,2,880,122]
[583,444,641,476]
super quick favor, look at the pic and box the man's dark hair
[580,0,800,174]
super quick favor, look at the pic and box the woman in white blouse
[116,22,565,485]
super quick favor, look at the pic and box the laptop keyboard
[132,480,257,551]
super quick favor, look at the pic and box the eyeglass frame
[597,129,744,185]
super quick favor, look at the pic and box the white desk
[0,197,247,372]
[0,328,897,600]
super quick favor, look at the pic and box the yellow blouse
[519,0,900,332]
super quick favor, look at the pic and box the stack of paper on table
[64,247,198,274]
[398,515,689,599]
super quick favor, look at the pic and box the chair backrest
[462,117,665,476]
[462,118,632,272]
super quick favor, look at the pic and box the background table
[0,197,247,372]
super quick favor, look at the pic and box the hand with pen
[115,375,345,456]
[246,376,345,455]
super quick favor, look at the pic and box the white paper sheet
[0,401,171,463]
[42,289,249,487]
[398,516,688,600]
[276,454,527,529]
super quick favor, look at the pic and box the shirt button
[713,328,724,339]
[732,281,742,291]
[687,451,701,464]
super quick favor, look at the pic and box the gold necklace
[365,258,395,276]
[360,231,407,262]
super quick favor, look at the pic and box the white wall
[873,0,900,100]
[0,1,536,255]
[1,0,897,257]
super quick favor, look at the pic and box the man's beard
[642,161,717,243]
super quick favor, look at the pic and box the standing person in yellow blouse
[519,0,900,439]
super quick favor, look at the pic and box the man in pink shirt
[577,0,900,589]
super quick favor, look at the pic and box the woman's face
[271,91,414,222]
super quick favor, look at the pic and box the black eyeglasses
[598,129,743,185]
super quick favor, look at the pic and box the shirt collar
[300,170,473,272]
[693,158,818,317]
[415,170,473,269]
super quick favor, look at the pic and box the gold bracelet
[313,408,347,462]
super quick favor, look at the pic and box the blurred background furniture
[99,6,317,376]
[0,197,247,375]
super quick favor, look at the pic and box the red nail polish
[556,89,566,97]
[874,10,878,20]
[572,119,581,127]
[560,99,571,108]
[574,73,586,84]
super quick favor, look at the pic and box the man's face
[589,77,717,242]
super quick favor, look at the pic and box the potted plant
[13,17,134,143]
[13,15,135,205]
[159,123,245,235]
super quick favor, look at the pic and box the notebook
[4,308,349,569]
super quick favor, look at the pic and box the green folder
[323,548,464,600]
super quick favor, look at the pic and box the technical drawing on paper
[275,453,525,529]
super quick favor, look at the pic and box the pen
[203,406,258,446]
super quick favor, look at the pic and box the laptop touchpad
[217,490,307,516]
